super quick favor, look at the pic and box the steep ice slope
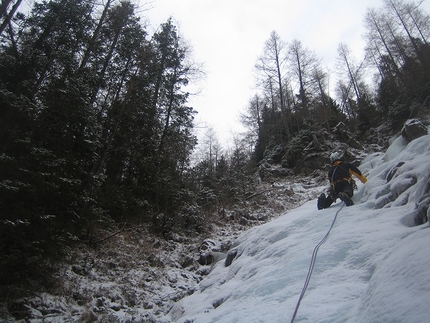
[172,134,430,323]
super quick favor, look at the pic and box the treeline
[0,0,257,289]
[0,0,206,285]
[241,0,430,164]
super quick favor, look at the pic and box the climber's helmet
[330,152,342,164]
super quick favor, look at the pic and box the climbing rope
[289,202,346,323]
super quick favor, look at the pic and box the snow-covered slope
[171,134,430,323]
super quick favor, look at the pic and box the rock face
[225,249,238,267]
[333,122,364,150]
[198,239,218,265]
[270,122,371,175]
[401,119,428,142]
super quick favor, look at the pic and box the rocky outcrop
[225,249,238,267]
[333,122,363,150]
[401,119,428,142]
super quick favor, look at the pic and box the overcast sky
[144,0,430,147]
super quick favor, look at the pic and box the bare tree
[404,0,429,45]
[255,31,291,140]
[240,94,263,141]
[287,39,320,112]
[197,127,222,173]
[335,80,357,118]
[336,43,364,103]
[255,31,289,114]
[364,8,402,77]
[384,0,429,64]
[335,43,372,119]
[384,0,419,58]
[312,66,329,107]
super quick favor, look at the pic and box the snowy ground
[167,134,430,323]
[0,159,326,322]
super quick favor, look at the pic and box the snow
[382,134,408,162]
[170,134,430,323]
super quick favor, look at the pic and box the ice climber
[317,152,367,209]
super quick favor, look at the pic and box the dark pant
[334,180,354,198]
[321,180,354,209]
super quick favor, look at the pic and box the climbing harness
[289,202,346,323]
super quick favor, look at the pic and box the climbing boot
[338,192,354,206]
[317,193,326,210]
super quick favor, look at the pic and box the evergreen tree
[0,0,200,287]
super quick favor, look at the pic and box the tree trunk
[0,0,22,36]
[79,0,114,71]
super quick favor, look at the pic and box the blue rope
[289,202,345,323]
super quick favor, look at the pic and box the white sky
[144,0,430,147]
